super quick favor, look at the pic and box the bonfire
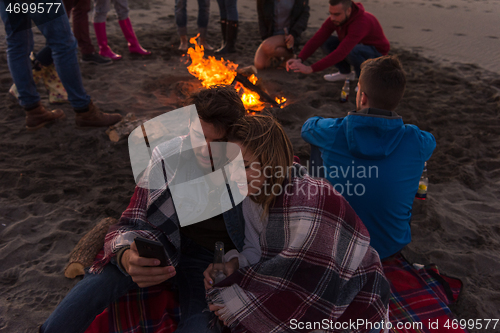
[186,35,286,112]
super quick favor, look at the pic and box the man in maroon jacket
[286,0,389,82]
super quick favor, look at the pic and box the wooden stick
[64,217,118,278]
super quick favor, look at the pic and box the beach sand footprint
[422,28,432,32]
[454,33,466,37]
[392,26,404,29]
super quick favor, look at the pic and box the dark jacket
[257,0,310,44]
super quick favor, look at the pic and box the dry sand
[1,0,500,332]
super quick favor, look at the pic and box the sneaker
[81,53,113,65]
[323,71,355,82]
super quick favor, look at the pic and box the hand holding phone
[134,237,169,267]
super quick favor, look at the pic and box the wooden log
[106,113,145,142]
[64,217,118,279]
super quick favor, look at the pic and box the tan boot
[75,101,122,127]
[178,35,188,51]
[25,102,66,131]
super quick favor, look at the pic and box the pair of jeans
[0,0,91,109]
[41,263,138,333]
[93,0,129,23]
[175,0,210,36]
[41,237,220,333]
[216,0,238,21]
[62,0,95,54]
[321,35,383,77]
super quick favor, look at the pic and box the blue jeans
[216,0,238,21]
[41,236,220,333]
[175,0,210,35]
[321,36,383,78]
[41,263,138,333]
[0,0,91,109]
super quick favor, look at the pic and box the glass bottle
[211,241,227,284]
[415,162,428,200]
[340,78,350,103]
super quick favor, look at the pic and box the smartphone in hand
[134,237,168,267]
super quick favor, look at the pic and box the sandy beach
[1,0,499,332]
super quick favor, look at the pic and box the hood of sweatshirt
[344,108,405,160]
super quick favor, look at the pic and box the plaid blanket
[206,166,390,333]
[84,283,180,333]
[383,254,467,333]
[90,136,187,274]
[86,253,467,333]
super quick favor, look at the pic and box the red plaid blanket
[383,254,467,333]
[84,283,180,333]
[86,253,466,333]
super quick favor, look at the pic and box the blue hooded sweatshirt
[301,109,436,259]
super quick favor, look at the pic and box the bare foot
[178,35,188,52]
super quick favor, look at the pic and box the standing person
[63,0,112,65]
[301,56,436,260]
[176,0,213,52]
[92,0,151,60]
[41,86,247,333]
[0,0,122,130]
[214,0,238,55]
[203,115,389,332]
[254,0,309,69]
[286,0,389,81]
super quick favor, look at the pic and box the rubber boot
[118,17,151,55]
[93,22,122,60]
[198,27,213,51]
[215,20,227,51]
[25,102,66,130]
[179,35,188,51]
[215,20,237,54]
[75,100,122,127]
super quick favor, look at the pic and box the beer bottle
[210,241,227,284]
[340,78,350,103]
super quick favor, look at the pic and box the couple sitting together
[42,56,433,333]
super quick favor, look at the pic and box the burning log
[233,73,279,107]
[186,35,286,111]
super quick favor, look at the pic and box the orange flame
[186,35,286,111]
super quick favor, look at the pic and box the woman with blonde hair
[203,114,390,333]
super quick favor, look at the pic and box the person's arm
[90,142,182,287]
[297,18,335,62]
[309,20,368,72]
[416,127,436,161]
[289,0,310,41]
[301,116,343,148]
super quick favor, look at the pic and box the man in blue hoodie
[301,55,436,260]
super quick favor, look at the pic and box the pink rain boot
[93,22,122,60]
[118,18,151,55]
